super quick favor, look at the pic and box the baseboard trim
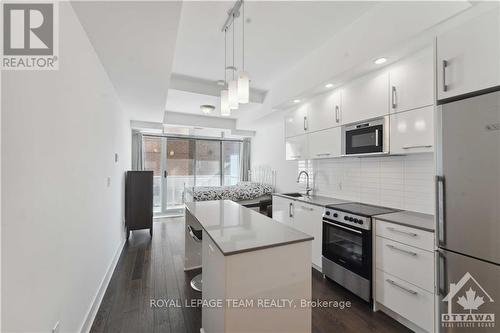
[79,238,126,333]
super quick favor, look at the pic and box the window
[222,141,241,186]
[195,140,222,186]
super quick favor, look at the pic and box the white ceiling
[166,89,262,119]
[71,1,182,122]
[172,1,376,91]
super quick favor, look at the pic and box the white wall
[309,155,435,214]
[250,110,303,194]
[2,3,130,332]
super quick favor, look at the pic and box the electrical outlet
[114,153,119,163]
[52,321,60,333]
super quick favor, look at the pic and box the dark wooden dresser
[125,171,153,239]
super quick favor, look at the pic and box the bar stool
[187,225,203,292]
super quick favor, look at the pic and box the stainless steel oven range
[322,203,397,302]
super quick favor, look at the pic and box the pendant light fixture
[220,28,230,116]
[237,1,249,104]
[228,17,239,110]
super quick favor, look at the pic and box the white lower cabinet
[285,134,308,160]
[374,219,435,332]
[308,127,341,159]
[272,196,292,225]
[272,197,323,268]
[294,203,324,268]
[390,106,434,155]
[376,269,434,333]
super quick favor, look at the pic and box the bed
[183,166,276,209]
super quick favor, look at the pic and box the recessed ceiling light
[325,83,333,88]
[374,57,387,65]
[293,99,301,103]
[200,104,215,114]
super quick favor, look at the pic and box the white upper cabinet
[437,9,500,101]
[285,134,308,160]
[284,104,308,138]
[390,106,434,155]
[307,90,342,132]
[308,127,341,159]
[389,48,434,113]
[342,71,390,125]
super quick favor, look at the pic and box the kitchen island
[184,200,313,333]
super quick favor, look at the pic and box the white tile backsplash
[306,153,435,214]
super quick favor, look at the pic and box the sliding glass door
[143,135,243,217]
[195,140,221,186]
[143,136,164,214]
[165,138,195,214]
[222,141,241,186]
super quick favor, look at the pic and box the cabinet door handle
[290,155,301,159]
[303,116,308,131]
[300,205,314,211]
[402,145,432,150]
[386,226,417,237]
[335,105,340,123]
[386,244,418,256]
[316,153,331,157]
[442,60,448,92]
[289,202,294,218]
[375,129,379,147]
[391,86,397,109]
[386,279,418,295]
[164,170,168,178]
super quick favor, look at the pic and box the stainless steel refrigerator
[436,90,500,332]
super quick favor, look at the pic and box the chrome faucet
[297,171,312,197]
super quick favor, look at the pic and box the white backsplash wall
[299,153,435,214]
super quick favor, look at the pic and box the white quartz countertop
[185,200,313,256]
[374,211,435,232]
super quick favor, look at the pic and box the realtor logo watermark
[1,2,58,70]
[442,272,495,329]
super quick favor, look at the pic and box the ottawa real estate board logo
[1,2,59,70]
[442,272,495,329]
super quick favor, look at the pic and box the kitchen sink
[281,192,304,198]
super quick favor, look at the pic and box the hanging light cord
[242,0,245,72]
[224,28,227,85]
[232,14,235,80]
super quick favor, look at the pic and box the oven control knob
[353,218,359,223]
[326,211,331,216]
[333,213,338,218]
[358,220,363,224]
[344,216,349,221]
[349,217,354,222]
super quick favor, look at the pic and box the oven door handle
[323,220,363,234]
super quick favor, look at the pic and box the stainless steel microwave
[342,116,389,156]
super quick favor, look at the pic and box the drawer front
[376,220,434,251]
[376,237,434,292]
[376,269,434,332]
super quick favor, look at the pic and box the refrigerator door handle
[436,249,447,296]
[436,175,446,246]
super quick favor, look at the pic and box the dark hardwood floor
[91,217,411,333]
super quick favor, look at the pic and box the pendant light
[237,1,249,104]
[228,17,239,110]
[220,28,230,116]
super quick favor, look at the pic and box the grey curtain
[240,138,251,181]
[131,130,143,170]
